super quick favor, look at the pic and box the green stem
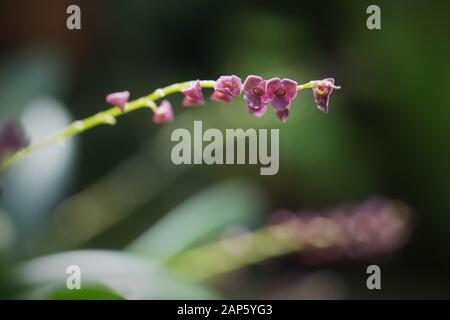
[1,80,313,172]
[165,224,301,281]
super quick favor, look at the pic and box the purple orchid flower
[106,90,130,112]
[211,75,242,103]
[265,78,298,111]
[182,80,205,107]
[0,120,28,197]
[243,75,268,117]
[311,78,341,113]
[152,100,174,123]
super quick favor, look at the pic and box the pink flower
[211,75,242,103]
[152,100,174,123]
[243,75,268,117]
[248,105,267,117]
[106,91,130,111]
[274,108,290,123]
[311,78,341,113]
[265,78,298,111]
[211,91,234,103]
[181,80,205,107]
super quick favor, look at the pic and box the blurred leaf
[0,208,15,255]
[19,250,218,300]
[36,283,125,300]
[0,49,69,117]
[2,98,76,252]
[127,178,268,261]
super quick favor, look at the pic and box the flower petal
[243,75,264,92]
[229,75,242,96]
[266,78,282,98]
[281,79,298,100]
[311,78,341,113]
[106,91,130,111]
[215,75,242,97]
[182,80,205,106]
[152,100,174,123]
[247,104,267,118]
[270,96,291,111]
[244,92,264,110]
[182,80,204,106]
[323,78,341,89]
[182,95,205,107]
[211,90,234,103]
[313,90,330,113]
[274,108,290,122]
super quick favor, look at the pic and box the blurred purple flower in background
[0,119,27,156]
[268,197,413,265]
[0,119,28,196]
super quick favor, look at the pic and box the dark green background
[0,0,448,299]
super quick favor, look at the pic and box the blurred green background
[0,0,448,299]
